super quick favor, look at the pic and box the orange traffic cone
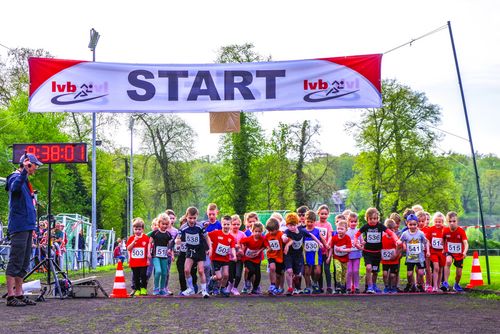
[466,251,484,288]
[110,261,130,298]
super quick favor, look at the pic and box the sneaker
[440,281,449,292]
[129,290,138,297]
[366,287,375,294]
[383,287,390,294]
[166,289,174,296]
[389,287,398,294]
[286,288,294,296]
[404,284,412,293]
[231,287,240,296]
[326,287,333,294]
[20,296,37,306]
[251,289,260,295]
[202,290,210,298]
[426,285,433,293]
[255,286,262,294]
[275,288,284,295]
[453,283,464,292]
[221,288,230,297]
[432,287,439,293]
[241,287,250,295]
[181,288,195,296]
[303,287,312,295]
[268,285,276,294]
[373,285,382,294]
[153,289,160,296]
[410,285,417,293]
[212,288,220,296]
[355,288,360,294]
[292,288,300,295]
[140,288,148,296]
[313,285,322,294]
[159,289,167,296]
[6,297,26,307]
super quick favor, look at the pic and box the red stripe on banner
[317,54,382,93]
[29,57,87,97]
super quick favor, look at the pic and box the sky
[1,0,499,158]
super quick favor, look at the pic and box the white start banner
[28,54,382,113]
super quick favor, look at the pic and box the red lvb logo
[50,80,108,105]
[303,78,359,102]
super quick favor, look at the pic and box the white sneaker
[181,288,195,296]
[231,287,240,296]
[202,290,210,298]
[166,289,174,296]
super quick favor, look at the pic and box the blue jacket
[5,169,37,234]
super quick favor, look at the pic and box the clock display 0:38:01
[22,143,87,163]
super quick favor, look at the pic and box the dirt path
[2,271,499,333]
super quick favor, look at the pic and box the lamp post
[88,28,100,269]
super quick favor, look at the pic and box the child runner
[426,212,446,292]
[265,217,285,295]
[442,211,468,292]
[228,215,246,295]
[346,212,362,294]
[145,218,159,284]
[282,213,322,295]
[381,219,402,293]
[304,211,327,294]
[417,210,433,292]
[164,210,178,295]
[400,214,430,292]
[354,208,401,294]
[208,215,236,297]
[329,220,352,294]
[177,207,211,298]
[126,218,150,296]
[148,214,173,295]
[239,222,269,294]
[204,203,221,294]
[175,215,199,294]
[316,205,334,294]
[271,212,286,232]
[243,212,259,237]
[389,212,403,291]
[297,205,309,228]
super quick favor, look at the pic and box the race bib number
[318,227,327,239]
[215,243,230,256]
[334,246,348,257]
[304,240,319,252]
[292,239,303,250]
[366,231,381,243]
[245,248,259,258]
[131,247,145,259]
[179,242,187,252]
[155,246,169,258]
[185,233,200,245]
[407,243,421,255]
[381,249,395,261]
[432,237,443,249]
[447,242,462,254]
[269,239,281,251]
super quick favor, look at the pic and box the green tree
[347,79,461,215]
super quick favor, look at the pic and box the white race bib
[155,246,169,258]
[381,249,395,261]
[215,243,230,256]
[407,243,422,255]
[185,233,200,245]
[432,237,443,249]
[131,247,145,259]
[292,239,303,250]
[269,239,281,251]
[334,246,348,257]
[304,240,319,252]
[245,248,259,258]
[366,231,381,243]
[447,242,462,254]
[179,242,187,252]
[318,227,328,239]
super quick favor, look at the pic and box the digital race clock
[12,143,88,164]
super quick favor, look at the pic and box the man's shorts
[284,253,304,275]
[363,251,381,273]
[430,252,446,267]
[406,261,425,271]
[212,260,229,272]
[382,263,399,274]
[6,231,33,277]
[445,254,464,268]
[268,258,285,273]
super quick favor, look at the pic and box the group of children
[124,203,469,297]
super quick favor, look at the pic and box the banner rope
[383,24,448,54]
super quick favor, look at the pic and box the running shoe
[410,285,417,293]
[166,289,174,296]
[404,284,412,293]
[202,290,210,298]
[313,285,322,294]
[159,289,167,296]
[417,285,425,293]
[365,287,375,294]
[153,288,160,296]
[292,288,301,295]
[181,288,195,296]
[241,286,250,294]
[140,288,148,296]
[221,288,230,297]
[383,287,391,294]
[6,297,26,307]
[231,287,240,296]
[268,285,276,294]
[453,283,464,292]
[354,288,360,294]
[275,288,284,295]
[255,286,262,294]
[286,287,294,296]
[303,287,312,295]
[373,285,382,294]
[440,281,449,292]
[251,288,261,295]
[212,287,220,296]
[326,287,333,294]
[426,285,433,293]
[129,290,138,297]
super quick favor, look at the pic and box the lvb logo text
[303,78,359,102]
[51,81,108,105]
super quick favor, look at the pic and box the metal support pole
[91,45,97,269]
[129,117,134,236]
[448,21,490,284]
